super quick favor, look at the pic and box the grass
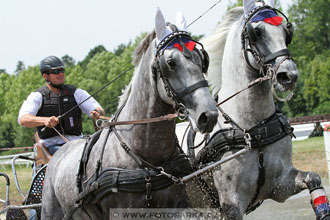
[0,165,33,207]
[0,136,328,207]
[292,136,328,184]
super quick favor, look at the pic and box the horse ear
[264,0,274,7]
[155,7,172,45]
[176,10,187,31]
[243,0,257,17]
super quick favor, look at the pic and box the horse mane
[118,30,156,107]
[202,7,244,95]
[133,30,156,66]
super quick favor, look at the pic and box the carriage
[0,143,47,220]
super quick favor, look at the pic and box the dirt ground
[245,187,330,220]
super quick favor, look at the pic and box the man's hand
[44,116,59,128]
[90,107,105,119]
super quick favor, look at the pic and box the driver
[18,55,105,155]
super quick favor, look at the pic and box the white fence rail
[291,121,330,141]
[291,123,315,141]
[0,152,34,167]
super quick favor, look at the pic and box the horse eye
[167,59,175,67]
[255,28,262,36]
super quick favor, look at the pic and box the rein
[216,54,289,111]
[96,114,177,128]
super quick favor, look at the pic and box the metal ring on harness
[96,118,106,128]
[177,104,189,121]
[244,132,252,150]
[271,85,294,102]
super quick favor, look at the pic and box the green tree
[3,66,44,147]
[62,55,76,67]
[284,0,330,116]
[289,0,330,60]
[303,53,330,114]
[0,123,16,148]
[114,44,128,56]
[78,45,107,70]
[15,60,26,74]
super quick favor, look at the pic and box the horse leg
[269,166,330,220]
[213,150,260,220]
[261,137,330,220]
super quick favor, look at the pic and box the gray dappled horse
[179,1,330,220]
[41,9,218,220]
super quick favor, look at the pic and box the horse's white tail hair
[202,7,244,95]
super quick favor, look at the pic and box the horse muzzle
[196,110,218,134]
[274,59,299,92]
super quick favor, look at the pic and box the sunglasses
[49,68,65,75]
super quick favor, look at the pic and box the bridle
[152,24,210,120]
[241,5,295,101]
[242,5,294,73]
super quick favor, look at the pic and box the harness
[62,127,192,219]
[188,111,293,212]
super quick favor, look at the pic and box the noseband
[152,25,209,119]
[241,5,295,101]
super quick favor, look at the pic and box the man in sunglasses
[18,55,105,155]
[18,55,105,220]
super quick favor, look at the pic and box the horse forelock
[202,7,244,95]
[119,30,156,107]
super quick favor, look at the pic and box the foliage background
[0,0,329,149]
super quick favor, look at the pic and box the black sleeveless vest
[36,85,83,139]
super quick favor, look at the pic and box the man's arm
[74,88,105,119]
[19,114,59,128]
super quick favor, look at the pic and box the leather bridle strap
[177,80,209,100]
[264,49,290,64]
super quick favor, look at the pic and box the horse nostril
[198,111,218,133]
[276,72,297,85]
[198,113,208,126]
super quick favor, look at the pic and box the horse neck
[115,52,177,165]
[219,26,276,129]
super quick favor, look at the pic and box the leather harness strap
[189,111,293,214]
[98,113,177,127]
